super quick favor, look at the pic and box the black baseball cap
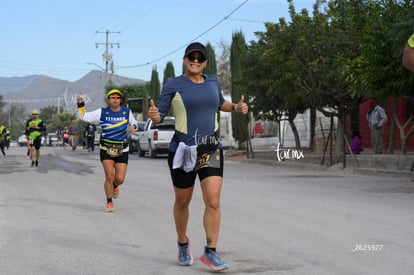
[184,42,207,58]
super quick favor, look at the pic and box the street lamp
[86,62,105,71]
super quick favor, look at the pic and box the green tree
[244,14,309,149]
[245,0,368,155]
[204,42,217,74]
[40,106,59,123]
[231,31,250,148]
[0,95,6,125]
[46,112,74,133]
[306,0,366,156]
[352,0,414,154]
[118,83,146,113]
[163,62,175,85]
[104,83,147,121]
[150,66,161,104]
[143,82,151,121]
[149,66,161,120]
[4,102,27,138]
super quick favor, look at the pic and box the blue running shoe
[177,237,193,266]
[200,246,229,271]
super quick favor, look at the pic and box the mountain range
[0,70,147,115]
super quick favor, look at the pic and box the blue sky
[1,0,313,82]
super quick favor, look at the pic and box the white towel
[173,142,197,172]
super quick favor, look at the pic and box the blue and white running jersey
[78,105,137,150]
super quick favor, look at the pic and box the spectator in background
[62,126,70,149]
[366,99,387,154]
[252,122,264,137]
[85,123,97,152]
[68,119,79,150]
[56,127,63,147]
[350,130,363,154]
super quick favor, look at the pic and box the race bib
[106,144,123,157]
[195,149,221,171]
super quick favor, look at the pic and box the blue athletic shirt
[78,105,138,151]
[157,74,225,152]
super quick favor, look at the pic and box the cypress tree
[230,31,249,148]
[204,42,217,74]
[163,61,175,85]
[150,65,160,105]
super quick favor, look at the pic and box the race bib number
[195,149,221,171]
[106,144,123,157]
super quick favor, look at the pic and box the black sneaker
[35,160,38,167]
[31,161,35,167]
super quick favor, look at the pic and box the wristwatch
[408,34,414,48]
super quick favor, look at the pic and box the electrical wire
[228,16,267,24]
[117,0,249,69]
[1,0,250,81]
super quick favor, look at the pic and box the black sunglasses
[187,53,207,63]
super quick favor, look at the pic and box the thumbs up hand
[77,91,84,103]
[77,91,85,108]
[148,99,161,124]
[235,95,248,114]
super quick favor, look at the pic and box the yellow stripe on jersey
[171,92,187,134]
[103,120,128,130]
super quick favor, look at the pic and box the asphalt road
[1,146,413,275]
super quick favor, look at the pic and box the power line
[228,17,267,24]
[118,0,249,69]
[111,0,165,32]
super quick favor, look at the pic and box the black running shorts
[29,137,42,150]
[100,149,129,163]
[167,148,224,189]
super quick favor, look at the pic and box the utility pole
[95,30,120,84]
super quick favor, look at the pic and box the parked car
[135,117,175,158]
[129,121,145,153]
[9,140,18,148]
[46,133,59,146]
[18,133,27,147]
[18,133,45,146]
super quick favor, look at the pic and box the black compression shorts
[167,148,224,189]
[29,137,42,150]
[100,149,129,163]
